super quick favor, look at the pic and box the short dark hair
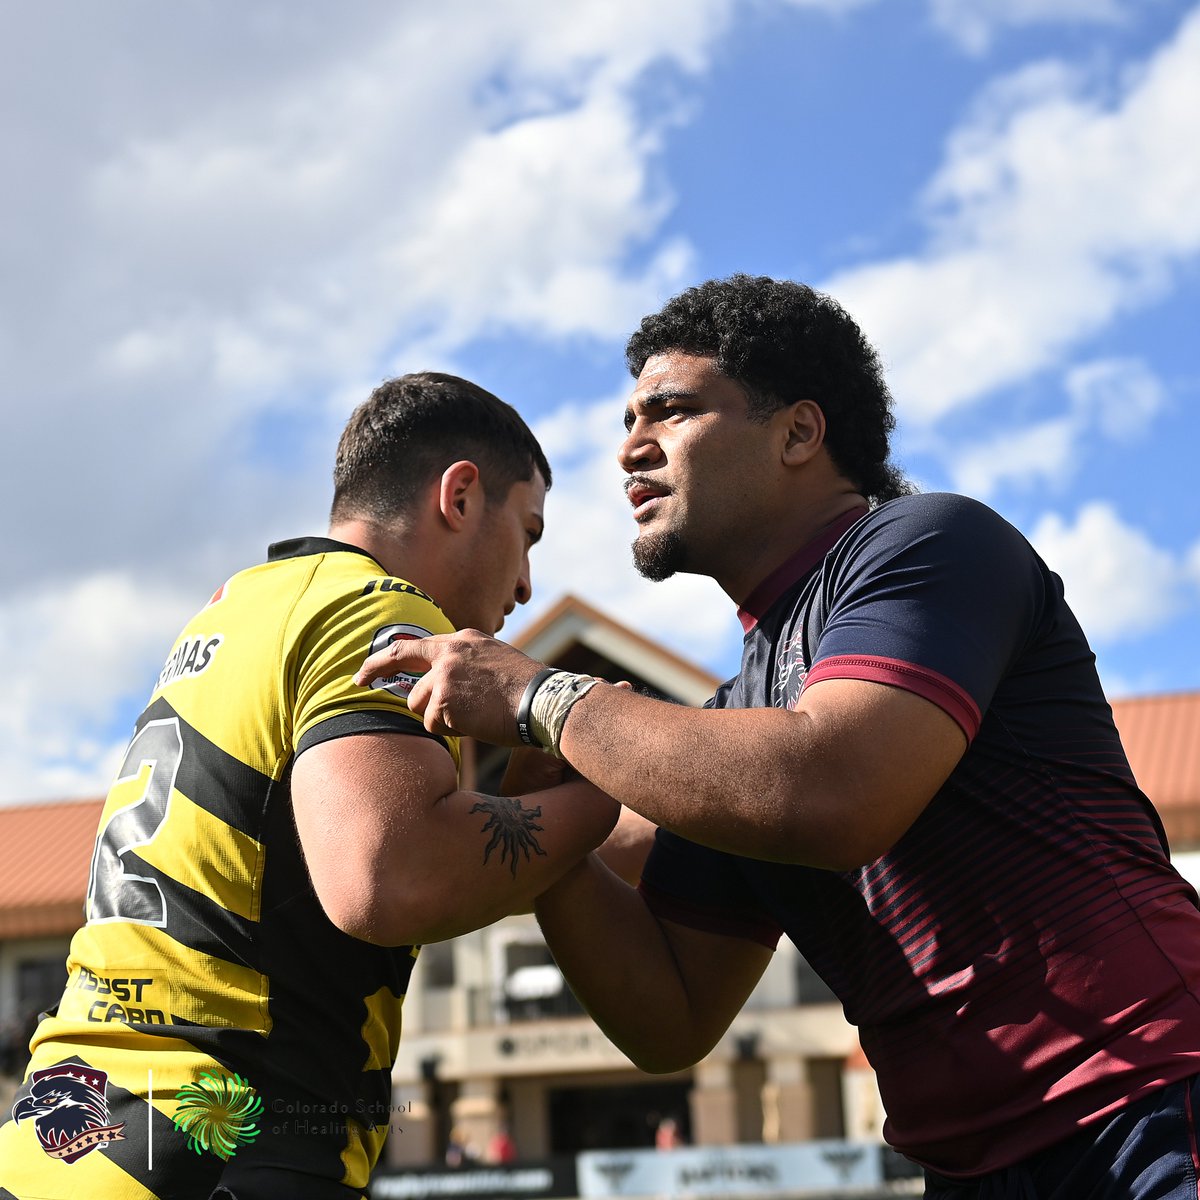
[331,372,551,523]
[625,275,912,504]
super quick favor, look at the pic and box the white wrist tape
[529,670,600,757]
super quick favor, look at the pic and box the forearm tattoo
[470,797,548,877]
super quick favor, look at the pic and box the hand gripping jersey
[0,538,458,1200]
[639,494,1200,1176]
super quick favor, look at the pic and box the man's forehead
[634,350,719,391]
[627,351,743,411]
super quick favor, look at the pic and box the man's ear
[781,400,826,467]
[438,460,483,531]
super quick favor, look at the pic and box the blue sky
[1,0,1198,804]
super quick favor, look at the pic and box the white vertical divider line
[148,1067,154,1170]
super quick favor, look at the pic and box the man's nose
[618,420,662,472]
[514,560,532,607]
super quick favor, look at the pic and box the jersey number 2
[86,718,183,926]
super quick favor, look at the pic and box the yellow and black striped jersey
[1,538,458,1200]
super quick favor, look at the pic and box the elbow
[320,890,404,947]
[316,871,449,948]
[627,1047,703,1075]
[611,1026,714,1076]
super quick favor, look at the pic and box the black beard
[632,529,688,581]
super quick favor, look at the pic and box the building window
[419,940,456,989]
[501,942,583,1022]
[17,957,67,1017]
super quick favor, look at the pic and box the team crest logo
[367,624,432,698]
[12,1063,127,1163]
[773,633,809,710]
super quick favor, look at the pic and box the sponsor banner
[577,1141,883,1197]
[371,1157,578,1199]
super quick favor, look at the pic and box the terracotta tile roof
[1110,691,1200,848]
[0,798,101,938]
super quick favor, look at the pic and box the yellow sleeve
[289,567,461,768]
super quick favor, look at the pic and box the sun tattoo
[470,797,548,876]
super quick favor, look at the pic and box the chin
[632,528,688,582]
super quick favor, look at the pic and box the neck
[326,516,432,589]
[329,505,473,630]
[718,490,869,607]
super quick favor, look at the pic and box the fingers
[353,628,537,746]
[353,633,442,688]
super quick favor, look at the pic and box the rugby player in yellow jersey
[0,373,621,1200]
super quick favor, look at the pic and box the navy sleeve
[640,829,783,950]
[802,493,1048,741]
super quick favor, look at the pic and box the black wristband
[516,668,559,747]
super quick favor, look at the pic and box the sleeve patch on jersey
[366,624,432,699]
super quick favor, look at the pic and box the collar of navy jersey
[268,536,385,569]
[736,506,869,634]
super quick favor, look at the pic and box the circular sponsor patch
[367,624,432,698]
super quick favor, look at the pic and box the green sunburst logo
[172,1072,264,1161]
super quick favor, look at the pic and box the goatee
[632,529,688,581]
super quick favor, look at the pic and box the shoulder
[841,492,1032,563]
[865,491,1013,533]
[299,553,455,639]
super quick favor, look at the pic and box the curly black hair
[625,275,912,504]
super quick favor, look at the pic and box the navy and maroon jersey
[1,538,458,1200]
[640,492,1200,1176]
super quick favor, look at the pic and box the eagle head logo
[11,1064,126,1163]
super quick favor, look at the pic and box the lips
[626,481,670,521]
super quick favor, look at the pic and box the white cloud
[929,0,1131,54]
[1187,540,1200,592]
[2,2,762,595]
[1029,502,1187,642]
[2,0,772,802]
[1064,356,1166,438]
[2,0,1195,803]
[827,7,1200,424]
[0,573,196,802]
[945,355,1164,496]
[948,416,1077,496]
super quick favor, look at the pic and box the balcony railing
[467,985,587,1026]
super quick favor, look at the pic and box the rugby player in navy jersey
[358,278,1200,1199]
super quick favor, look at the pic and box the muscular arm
[534,856,773,1073]
[357,632,968,870]
[291,731,619,946]
[558,675,966,869]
